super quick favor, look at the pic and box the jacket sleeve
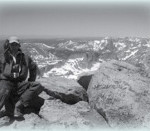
[0,54,5,73]
[0,55,13,80]
[0,57,3,74]
[28,56,37,82]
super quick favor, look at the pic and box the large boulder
[37,77,88,104]
[87,60,150,128]
[39,99,108,129]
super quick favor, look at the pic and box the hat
[8,36,20,44]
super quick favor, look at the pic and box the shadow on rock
[24,96,45,115]
[77,75,93,90]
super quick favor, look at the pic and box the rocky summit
[1,37,150,130]
[0,77,108,130]
[1,60,150,130]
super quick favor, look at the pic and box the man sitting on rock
[0,36,44,118]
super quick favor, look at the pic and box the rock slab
[38,76,88,104]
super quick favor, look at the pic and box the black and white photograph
[0,0,150,130]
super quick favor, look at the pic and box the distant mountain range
[0,37,150,79]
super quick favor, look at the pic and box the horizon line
[0,35,150,40]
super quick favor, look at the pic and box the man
[0,36,44,118]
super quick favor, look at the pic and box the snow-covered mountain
[19,37,150,79]
[43,52,102,79]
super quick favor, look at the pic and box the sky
[0,0,150,39]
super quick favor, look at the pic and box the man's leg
[28,95,44,114]
[14,82,44,117]
[0,80,14,117]
[4,91,16,117]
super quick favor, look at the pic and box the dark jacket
[0,42,37,82]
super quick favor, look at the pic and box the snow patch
[91,40,108,51]
[122,50,138,60]
[42,43,54,49]
[144,43,150,47]
[114,42,126,50]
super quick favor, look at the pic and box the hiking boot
[14,101,24,118]
[0,110,13,118]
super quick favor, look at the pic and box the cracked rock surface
[87,60,150,128]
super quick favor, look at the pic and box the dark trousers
[0,80,44,114]
[0,80,14,110]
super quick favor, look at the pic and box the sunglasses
[10,42,20,46]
